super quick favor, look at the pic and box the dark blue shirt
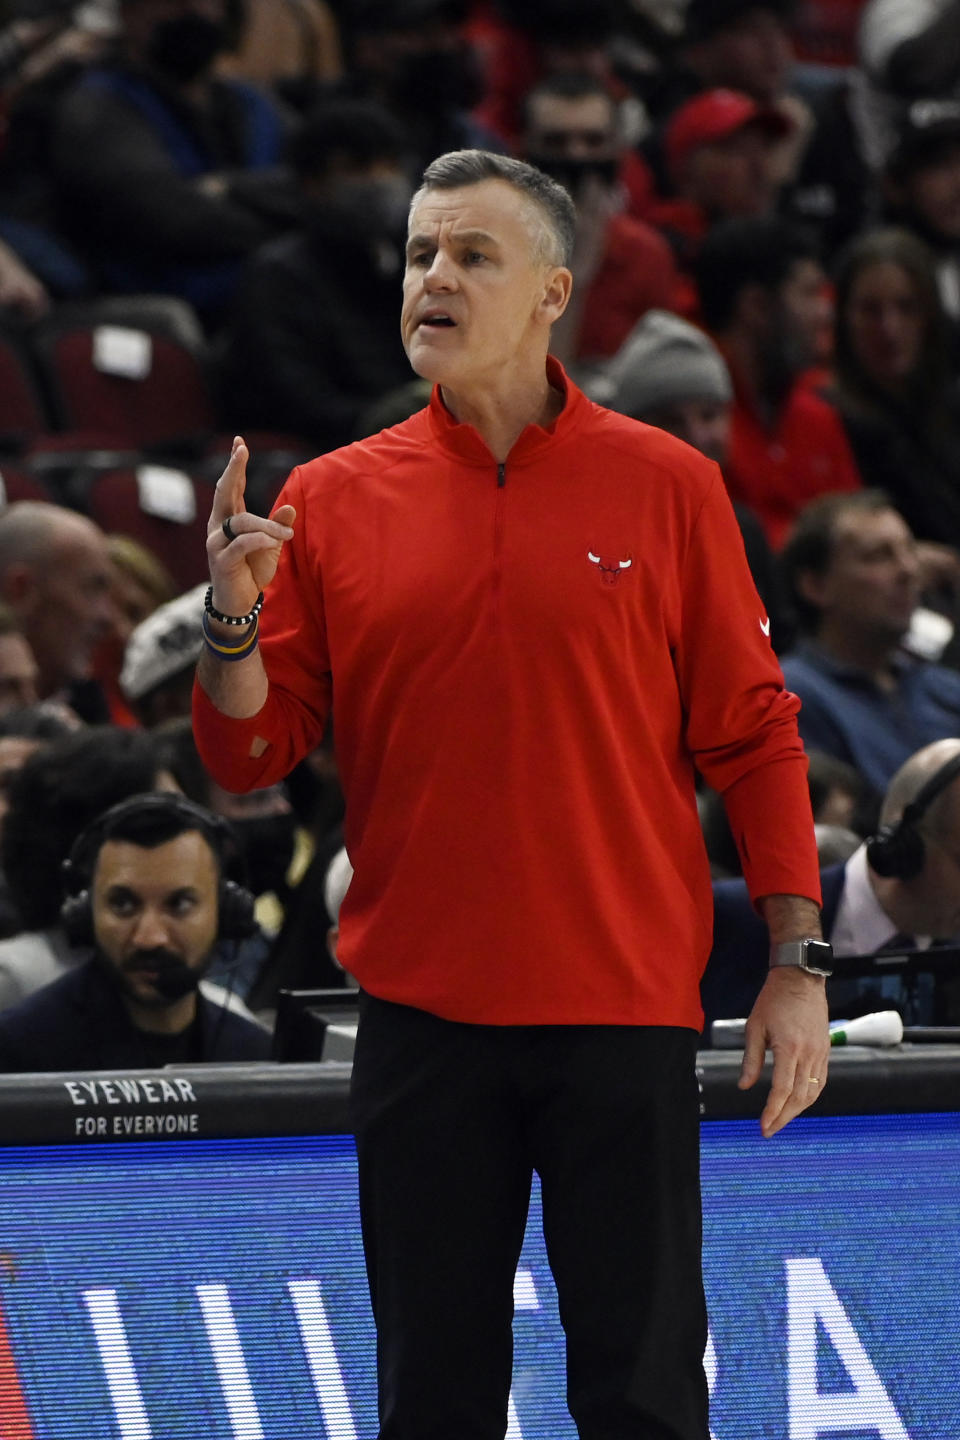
[781,641,960,794]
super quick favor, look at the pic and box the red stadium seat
[30,297,217,451]
[77,464,214,590]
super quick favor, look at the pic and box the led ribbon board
[0,1111,957,1439]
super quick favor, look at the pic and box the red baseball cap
[665,88,792,180]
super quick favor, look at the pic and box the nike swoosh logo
[759,617,771,637]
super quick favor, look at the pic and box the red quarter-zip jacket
[194,360,820,1028]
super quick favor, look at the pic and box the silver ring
[222,516,238,543]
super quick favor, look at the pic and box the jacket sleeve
[193,466,333,791]
[674,469,821,907]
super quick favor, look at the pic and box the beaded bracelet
[204,585,264,627]
[201,609,260,662]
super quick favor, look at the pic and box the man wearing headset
[0,793,271,1072]
[705,737,960,1028]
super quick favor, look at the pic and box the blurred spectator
[340,0,501,183]
[107,534,180,645]
[0,501,115,716]
[806,749,870,832]
[0,791,271,1070]
[0,602,38,714]
[655,87,791,273]
[0,2,113,301]
[216,0,342,105]
[697,742,869,880]
[831,225,960,548]
[48,0,293,321]
[643,0,811,193]
[696,215,862,547]
[94,534,179,726]
[705,736,960,1029]
[883,98,960,326]
[218,97,412,449]
[666,0,798,110]
[783,73,879,260]
[518,72,683,365]
[155,714,308,1003]
[857,0,960,169]
[157,715,300,916]
[600,307,789,645]
[0,724,175,1009]
[119,581,205,727]
[468,0,625,151]
[0,701,77,936]
[779,490,960,794]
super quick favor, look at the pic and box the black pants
[350,995,709,1440]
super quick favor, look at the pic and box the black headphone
[60,792,258,947]
[865,751,960,880]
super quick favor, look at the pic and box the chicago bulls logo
[587,551,633,586]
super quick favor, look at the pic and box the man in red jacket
[194,149,829,1440]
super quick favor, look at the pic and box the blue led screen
[0,1111,958,1438]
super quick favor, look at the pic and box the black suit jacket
[0,958,272,1073]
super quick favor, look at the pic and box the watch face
[802,940,833,974]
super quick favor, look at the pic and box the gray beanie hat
[603,309,733,419]
[119,582,207,702]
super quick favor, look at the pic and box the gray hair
[412,149,576,268]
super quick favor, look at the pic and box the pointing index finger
[210,436,249,525]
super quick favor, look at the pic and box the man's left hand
[738,968,830,1138]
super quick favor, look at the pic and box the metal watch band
[769,939,833,976]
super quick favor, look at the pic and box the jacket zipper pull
[497,462,506,488]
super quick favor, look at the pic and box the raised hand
[207,436,296,618]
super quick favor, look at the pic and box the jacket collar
[425,356,591,469]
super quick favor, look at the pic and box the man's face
[804,507,921,642]
[903,143,960,241]
[402,178,569,392]
[844,260,925,389]
[92,831,220,1010]
[681,124,778,217]
[523,92,620,204]
[643,398,731,465]
[21,525,116,695]
[0,633,39,713]
[524,91,618,168]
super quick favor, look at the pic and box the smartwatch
[769,938,833,977]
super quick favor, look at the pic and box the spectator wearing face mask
[48,0,293,321]
[519,72,685,368]
[217,96,414,449]
[154,716,308,1007]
